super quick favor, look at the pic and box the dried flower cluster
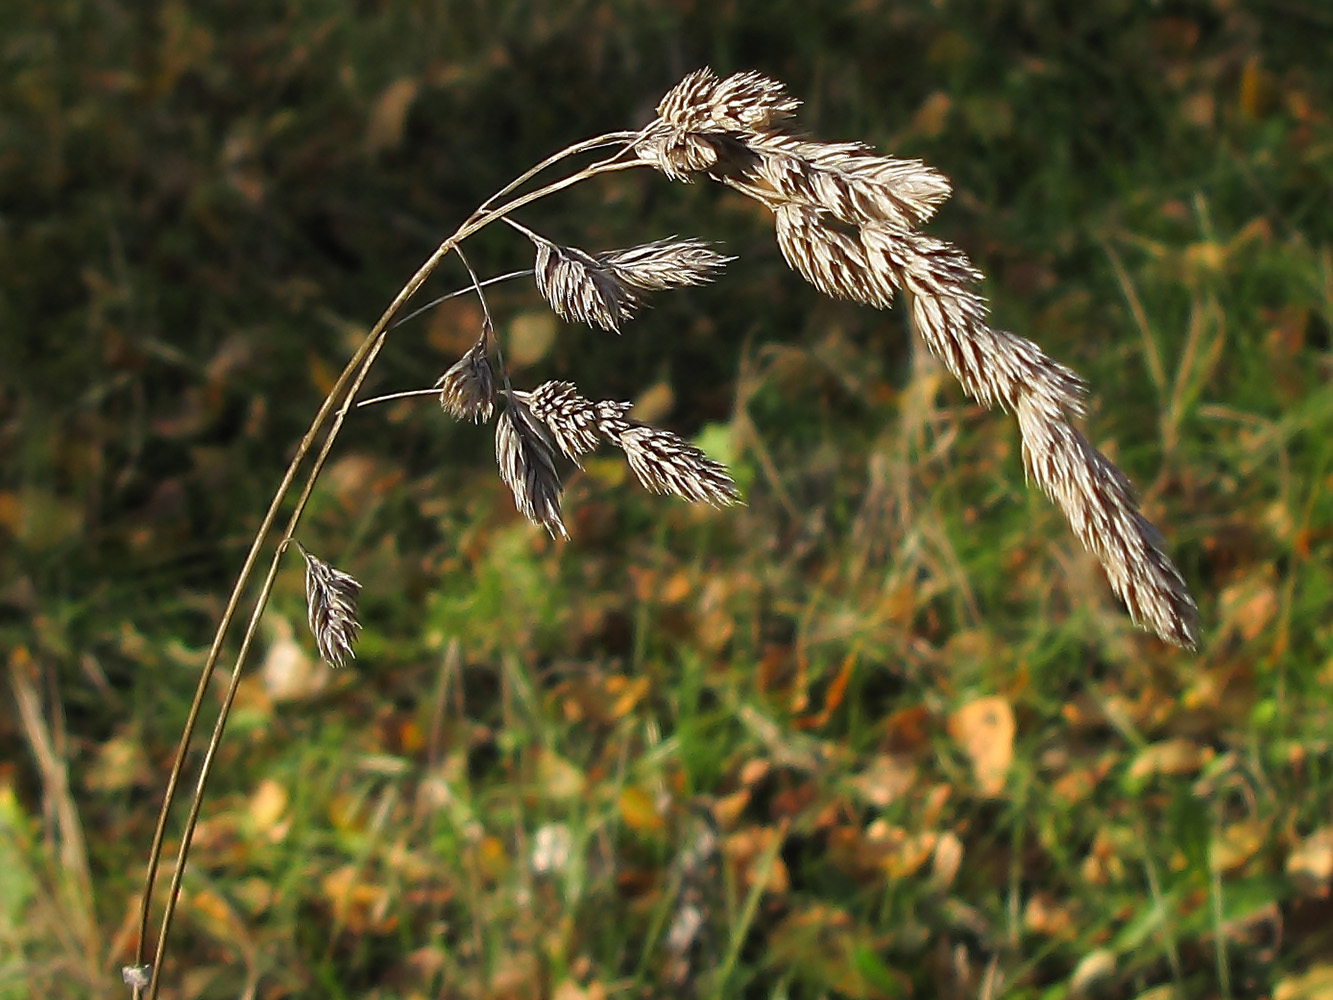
[137,68,1205,1000]
[297,543,362,668]
[301,68,1200,665]
[436,333,495,423]
[631,68,1199,648]
[484,378,743,539]
[524,232,733,332]
[423,223,742,542]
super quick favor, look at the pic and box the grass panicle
[132,65,1202,1000]
[632,68,1198,648]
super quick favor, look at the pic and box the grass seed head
[496,393,568,538]
[297,543,362,668]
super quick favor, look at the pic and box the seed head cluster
[311,68,1199,655]
[630,68,1199,648]
[297,543,362,668]
[528,235,732,333]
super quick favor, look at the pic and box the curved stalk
[131,139,650,999]
[472,130,640,217]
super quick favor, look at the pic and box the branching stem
[131,134,648,1000]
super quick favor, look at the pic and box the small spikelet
[435,335,495,422]
[655,68,800,136]
[635,133,725,182]
[605,422,741,507]
[495,394,567,538]
[749,134,953,228]
[599,238,733,292]
[593,399,634,440]
[533,239,638,332]
[530,236,730,331]
[869,226,1087,416]
[523,381,602,462]
[297,543,362,668]
[773,204,895,308]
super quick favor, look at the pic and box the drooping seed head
[296,543,362,668]
[495,394,567,538]
[435,335,495,422]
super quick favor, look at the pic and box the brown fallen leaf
[948,696,1015,797]
[1128,738,1213,781]
[1287,827,1333,898]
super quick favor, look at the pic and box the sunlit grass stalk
[129,140,648,1000]
[130,68,1200,998]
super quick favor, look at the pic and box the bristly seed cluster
[297,543,362,668]
[495,392,568,539]
[435,333,495,423]
[632,67,1199,648]
[526,234,733,333]
[419,217,741,545]
[486,378,742,540]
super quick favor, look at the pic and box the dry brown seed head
[435,335,495,423]
[495,394,567,538]
[605,422,741,507]
[599,238,733,292]
[654,68,800,135]
[296,543,362,668]
[533,239,639,333]
[523,381,602,462]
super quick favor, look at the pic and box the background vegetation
[3,1,1333,997]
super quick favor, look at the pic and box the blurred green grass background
[3,1,1333,997]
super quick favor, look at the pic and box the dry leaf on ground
[948,696,1014,797]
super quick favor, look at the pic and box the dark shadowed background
[3,1,1333,998]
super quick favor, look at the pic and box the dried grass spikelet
[594,403,740,507]
[522,381,741,507]
[748,133,952,230]
[873,227,1089,415]
[495,393,567,538]
[635,68,797,181]
[531,236,731,332]
[436,333,495,422]
[534,239,636,332]
[773,204,895,308]
[296,543,362,668]
[1016,398,1198,648]
[600,238,733,292]
[521,381,602,462]
[617,424,741,506]
[654,67,800,137]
